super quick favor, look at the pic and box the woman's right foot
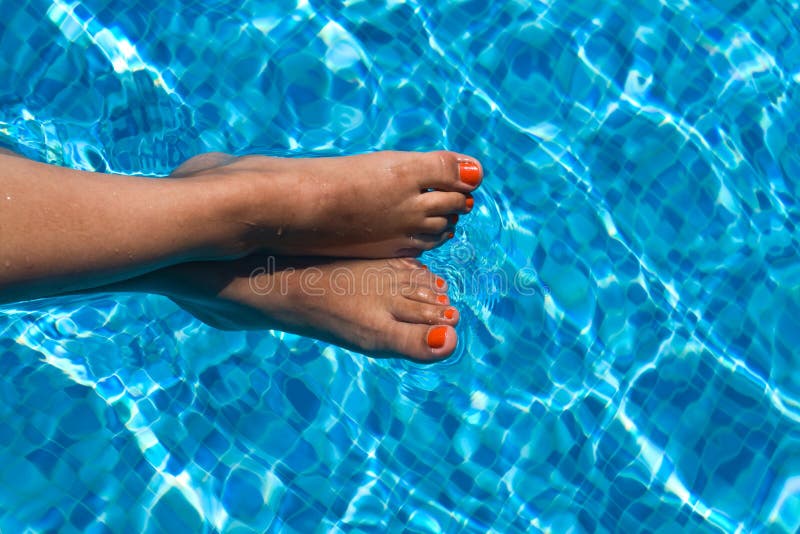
[156,256,460,362]
[173,150,482,259]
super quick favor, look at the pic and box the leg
[0,151,241,302]
[0,149,482,303]
[96,256,461,362]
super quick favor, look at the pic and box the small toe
[419,191,472,216]
[419,213,459,234]
[408,230,454,253]
[420,216,450,234]
[392,297,458,326]
[402,284,444,303]
[405,269,447,293]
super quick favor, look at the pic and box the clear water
[1,0,799,532]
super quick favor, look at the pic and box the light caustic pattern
[0,0,799,532]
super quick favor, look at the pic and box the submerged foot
[165,257,459,361]
[172,150,482,258]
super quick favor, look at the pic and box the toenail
[459,161,482,186]
[444,307,455,319]
[465,197,475,211]
[448,214,459,225]
[437,294,448,304]
[427,326,447,348]
[436,277,445,289]
[447,232,455,239]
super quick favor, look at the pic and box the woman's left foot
[171,150,481,258]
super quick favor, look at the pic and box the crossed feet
[166,150,483,362]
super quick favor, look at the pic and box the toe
[413,231,455,252]
[417,150,459,189]
[465,194,474,212]
[435,293,450,306]
[456,157,483,188]
[420,216,449,234]
[386,322,458,362]
[402,284,443,303]
[420,213,459,234]
[420,324,458,361]
[392,229,455,257]
[392,297,459,326]
[402,268,448,295]
[430,273,448,292]
[419,191,472,216]
[417,151,483,192]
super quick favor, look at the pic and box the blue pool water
[1,0,800,531]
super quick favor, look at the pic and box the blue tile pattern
[1,0,800,532]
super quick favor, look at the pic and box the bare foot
[149,256,459,362]
[172,150,482,258]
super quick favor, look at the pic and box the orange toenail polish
[459,161,482,186]
[448,232,455,239]
[427,326,447,348]
[444,307,455,319]
[437,294,448,304]
[421,265,428,270]
[436,277,445,289]
[449,214,459,225]
[465,197,474,211]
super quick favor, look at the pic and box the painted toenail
[447,232,455,239]
[444,307,455,319]
[449,214,459,225]
[437,294,448,304]
[427,326,447,348]
[459,161,482,186]
[436,277,445,289]
[465,197,474,210]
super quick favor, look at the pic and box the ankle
[178,170,265,259]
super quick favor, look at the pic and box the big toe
[386,322,458,362]
[417,151,484,192]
